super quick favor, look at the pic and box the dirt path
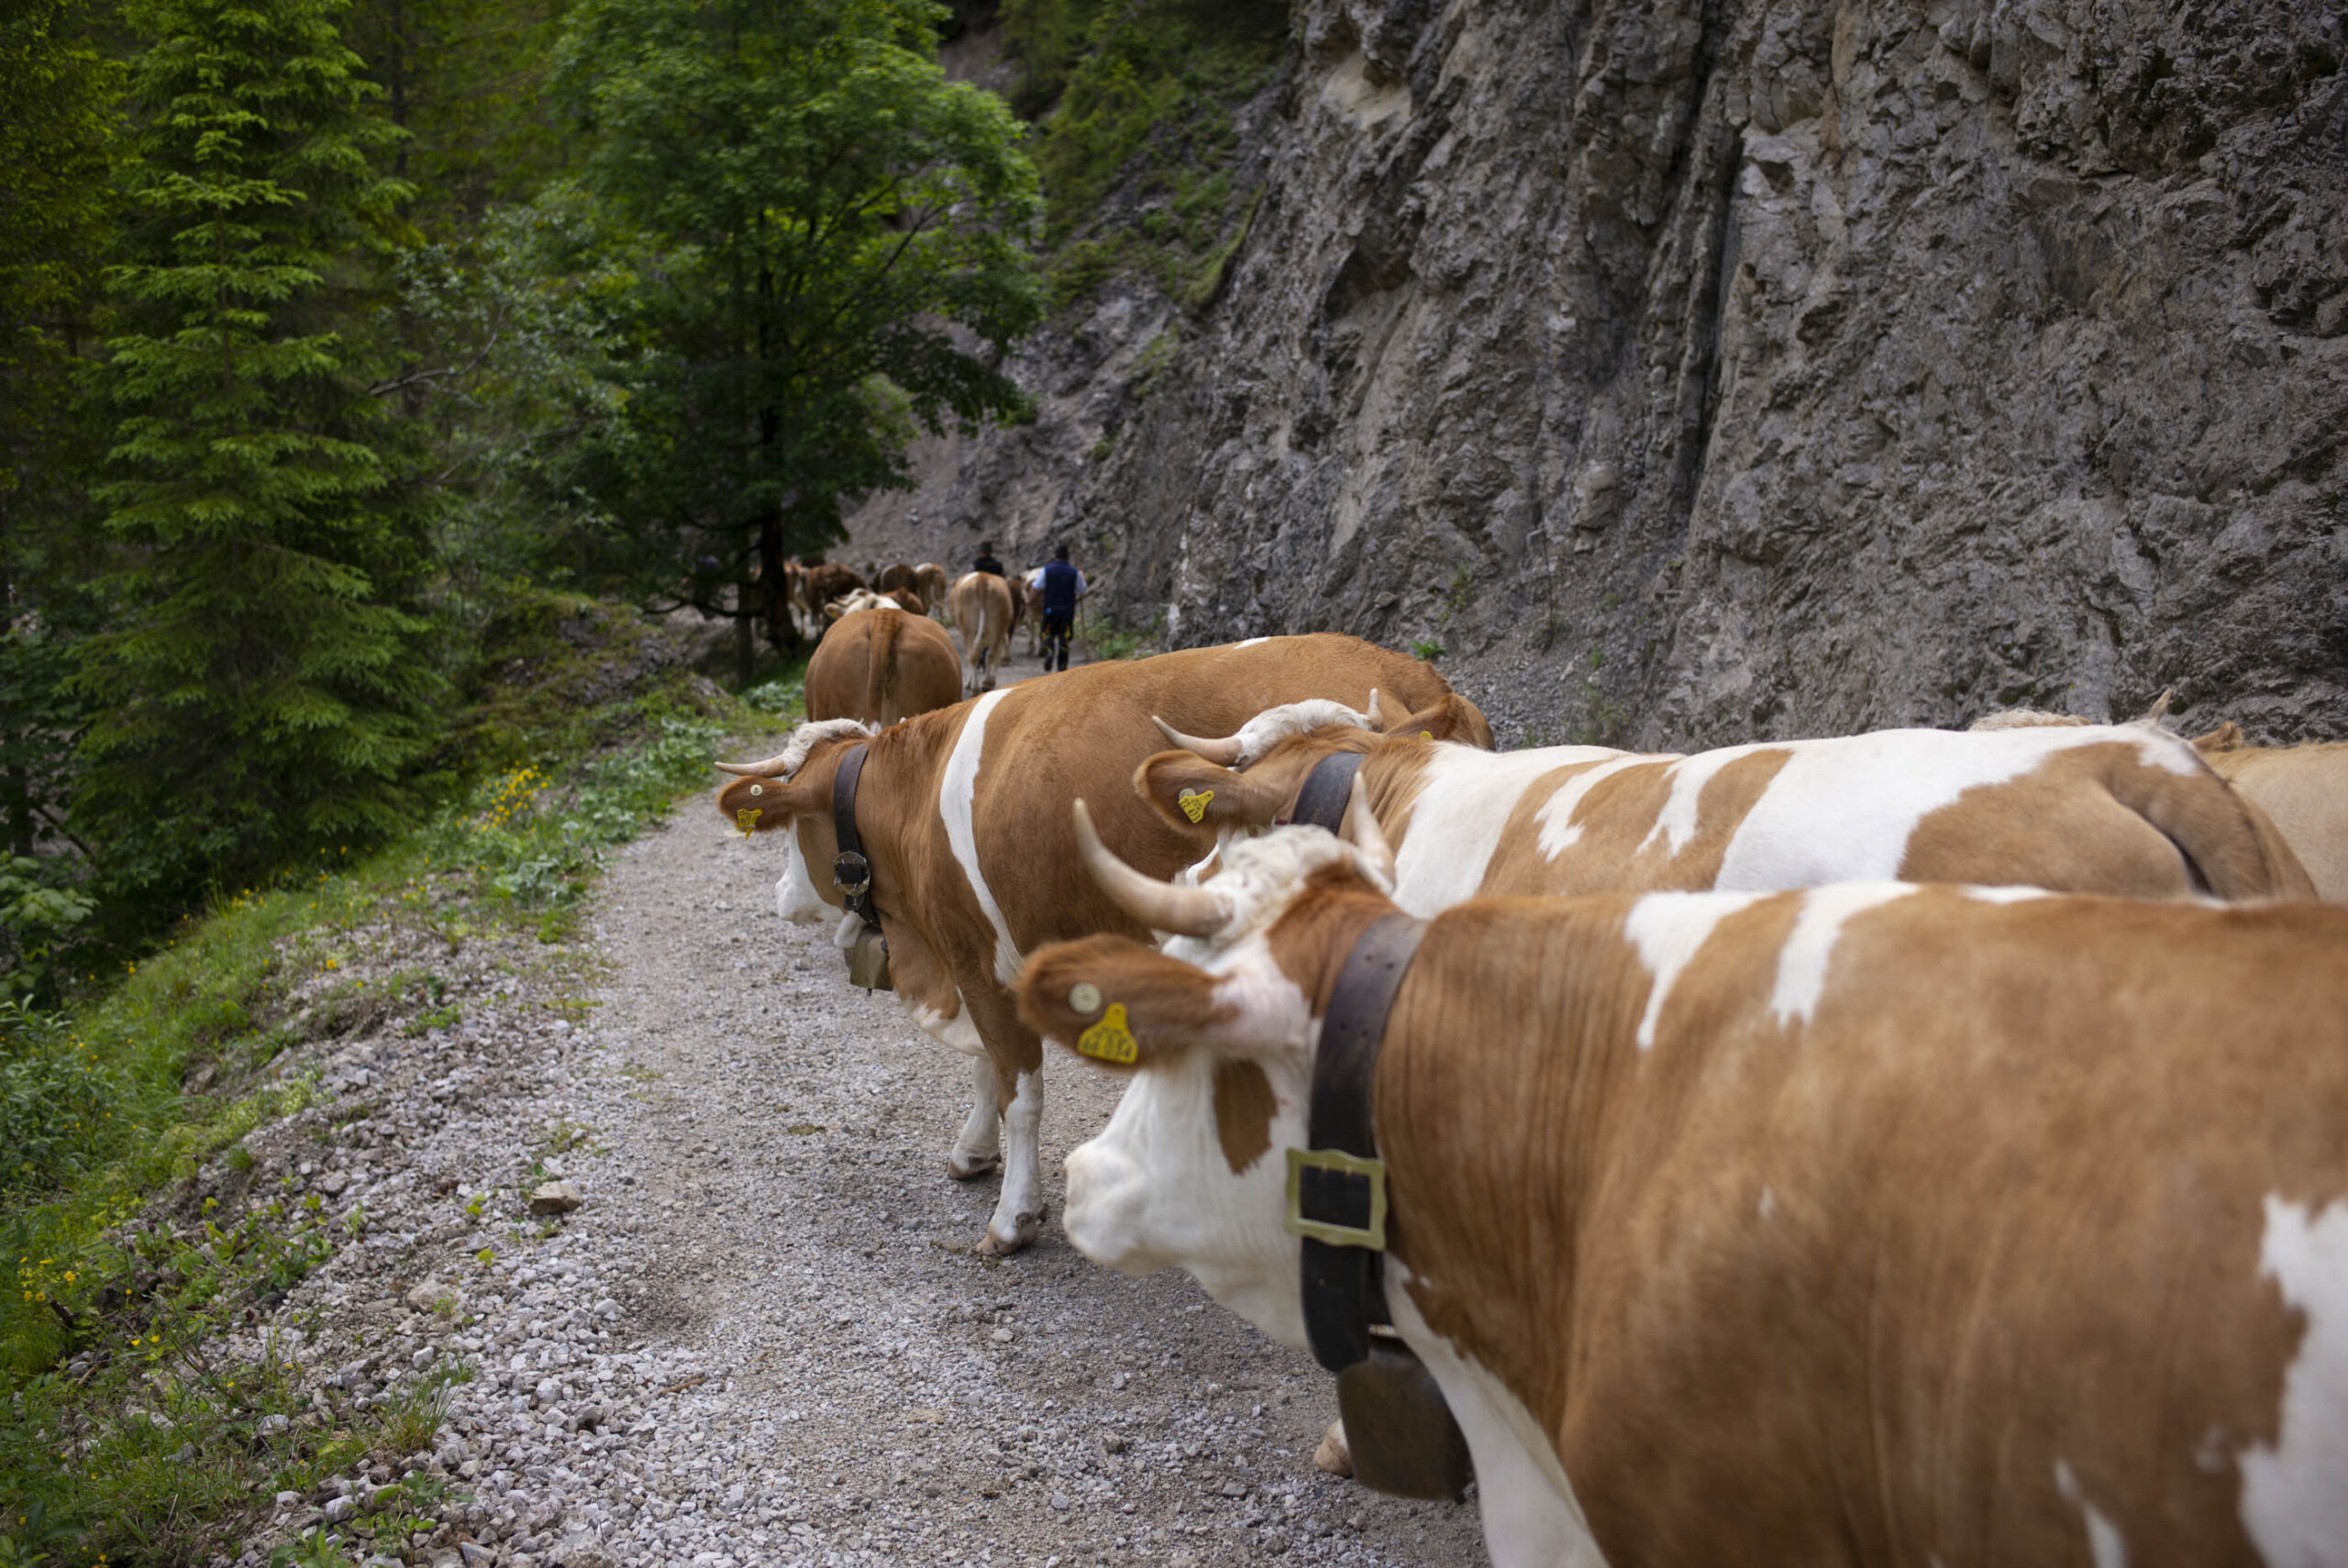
[530,641,1491,1566]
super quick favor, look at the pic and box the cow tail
[2110,745,2318,900]
[866,611,903,724]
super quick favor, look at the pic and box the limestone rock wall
[848,0,2348,745]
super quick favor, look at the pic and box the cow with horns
[712,635,1466,1254]
[1018,800,2348,1568]
[1138,690,2313,906]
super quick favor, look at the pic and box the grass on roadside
[0,616,802,1565]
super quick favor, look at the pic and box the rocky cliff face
[848,0,2348,745]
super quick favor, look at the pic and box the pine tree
[73,0,441,901]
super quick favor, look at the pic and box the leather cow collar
[831,743,879,923]
[830,743,892,991]
[1283,911,1472,1499]
[1279,751,1365,833]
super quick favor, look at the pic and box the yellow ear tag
[1178,789,1213,824]
[1075,1002,1139,1064]
[736,807,763,837]
[1419,731,1433,742]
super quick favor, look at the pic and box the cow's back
[806,608,959,725]
[961,636,1450,951]
[2200,740,2348,901]
[1378,889,2348,1567]
[1442,724,2306,906]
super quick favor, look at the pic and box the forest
[0,0,1279,1553]
[1,0,1294,986]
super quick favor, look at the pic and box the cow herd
[710,632,2348,1568]
[780,557,1055,703]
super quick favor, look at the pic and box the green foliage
[74,0,444,911]
[1001,0,1284,305]
[1409,637,1445,662]
[547,0,1046,653]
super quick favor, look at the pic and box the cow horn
[1149,716,1245,766]
[714,756,791,778]
[1341,778,1395,882]
[1073,800,1229,938]
[1365,689,1389,728]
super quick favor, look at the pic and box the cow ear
[714,771,826,834]
[2192,722,2244,755]
[1384,693,1498,749]
[1017,934,1240,1070]
[1133,752,1290,832]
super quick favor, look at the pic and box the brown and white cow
[2192,727,2348,902]
[948,570,1015,694]
[712,636,1463,1253]
[805,606,960,727]
[1139,694,2314,906]
[1017,817,2348,1568]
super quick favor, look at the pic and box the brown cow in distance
[911,563,951,622]
[947,570,1014,694]
[806,607,959,727]
[876,562,916,596]
[797,562,863,629]
[1021,817,2348,1568]
[712,635,1467,1255]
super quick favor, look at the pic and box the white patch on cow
[761,717,878,781]
[989,1070,1046,1249]
[1061,942,1316,1342]
[939,690,1023,986]
[1962,885,2052,904]
[1637,742,1776,856]
[1715,726,2181,888]
[1531,753,1661,859]
[1390,746,1611,915]
[2238,1194,2348,1566]
[776,828,832,922]
[1226,699,1371,767]
[948,1053,1001,1171]
[2054,1460,2129,1568]
[1233,636,1271,648]
[1387,1263,1611,1568]
[1622,890,1767,1050]
[1161,828,1382,958]
[905,995,987,1058]
[1759,1187,1778,1220]
[1770,884,1919,1028]
[1170,843,1223,889]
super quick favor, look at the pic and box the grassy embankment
[0,598,802,1566]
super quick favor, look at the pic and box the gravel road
[237,646,1491,1568]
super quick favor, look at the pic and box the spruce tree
[74,0,440,901]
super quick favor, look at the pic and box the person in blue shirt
[1036,545,1086,673]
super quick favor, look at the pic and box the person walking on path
[1036,544,1086,673]
[972,540,1004,578]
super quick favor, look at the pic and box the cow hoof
[973,1227,1029,1257]
[947,1151,1001,1180]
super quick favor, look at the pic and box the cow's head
[1134,689,1494,839]
[1015,790,1401,1347]
[714,718,880,923]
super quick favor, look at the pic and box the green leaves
[545,0,1044,629]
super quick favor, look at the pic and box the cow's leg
[948,980,1047,1255]
[947,1054,1002,1179]
[977,1062,1043,1256]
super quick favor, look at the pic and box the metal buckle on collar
[832,850,872,898]
[1284,1146,1388,1250]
